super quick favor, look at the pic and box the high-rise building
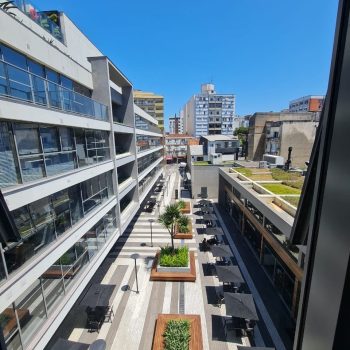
[181,83,236,137]
[289,95,325,113]
[168,115,183,134]
[0,4,163,349]
[134,90,164,130]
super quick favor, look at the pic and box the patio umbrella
[198,199,211,206]
[215,265,244,284]
[206,227,224,236]
[203,214,217,221]
[202,206,214,213]
[211,244,232,258]
[80,284,115,308]
[224,292,259,321]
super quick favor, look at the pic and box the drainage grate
[179,282,185,314]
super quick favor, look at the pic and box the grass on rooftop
[234,167,252,177]
[193,161,210,165]
[262,183,302,195]
[281,196,300,207]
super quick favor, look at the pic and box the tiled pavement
[47,167,260,350]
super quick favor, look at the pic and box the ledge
[152,314,203,350]
[150,251,196,282]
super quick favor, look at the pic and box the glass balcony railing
[13,0,64,42]
[0,60,108,121]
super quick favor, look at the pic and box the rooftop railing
[13,0,64,42]
[0,60,109,121]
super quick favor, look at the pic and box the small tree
[158,201,186,250]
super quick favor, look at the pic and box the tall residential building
[134,90,164,130]
[168,115,183,134]
[0,4,163,350]
[289,95,325,113]
[181,83,236,137]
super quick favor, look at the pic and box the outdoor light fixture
[148,218,155,247]
[130,253,140,293]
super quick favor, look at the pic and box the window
[1,45,27,69]
[14,123,41,155]
[40,126,60,152]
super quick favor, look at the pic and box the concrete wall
[191,165,230,199]
[248,112,316,161]
[280,121,318,167]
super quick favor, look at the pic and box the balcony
[0,60,108,121]
[13,0,63,42]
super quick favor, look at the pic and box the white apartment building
[180,83,236,137]
[168,115,184,134]
[0,3,163,349]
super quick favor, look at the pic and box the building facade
[199,135,240,162]
[134,90,164,130]
[0,4,163,350]
[218,167,304,322]
[180,83,236,137]
[247,112,318,166]
[165,134,197,163]
[168,115,183,134]
[289,95,325,113]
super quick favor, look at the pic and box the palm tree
[158,201,186,250]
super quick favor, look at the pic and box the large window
[3,172,113,277]
[0,121,111,187]
[137,150,163,174]
[1,206,118,349]
[136,135,162,152]
[0,43,108,121]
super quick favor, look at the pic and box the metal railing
[0,60,108,121]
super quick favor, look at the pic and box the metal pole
[134,259,139,293]
[150,220,153,247]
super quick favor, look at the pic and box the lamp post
[148,219,154,247]
[130,253,140,293]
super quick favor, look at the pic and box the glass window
[52,189,71,236]
[46,68,59,84]
[12,206,34,238]
[74,129,88,166]
[61,75,73,90]
[14,123,41,155]
[0,122,21,187]
[41,263,65,314]
[15,279,46,348]
[47,81,61,109]
[31,75,47,105]
[27,59,45,77]
[40,126,60,153]
[0,61,8,95]
[68,185,83,225]
[20,155,45,183]
[7,65,32,101]
[2,45,27,69]
[59,127,74,151]
[45,153,76,176]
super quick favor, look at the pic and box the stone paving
[47,166,263,350]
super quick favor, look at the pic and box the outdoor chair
[87,307,105,333]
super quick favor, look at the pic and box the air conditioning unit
[263,154,285,166]
[259,161,268,168]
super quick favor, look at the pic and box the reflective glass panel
[40,126,60,152]
[14,124,41,155]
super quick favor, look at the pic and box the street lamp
[148,219,154,247]
[130,253,140,293]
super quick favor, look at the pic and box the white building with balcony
[0,3,163,349]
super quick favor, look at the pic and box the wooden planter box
[2,308,30,339]
[174,220,193,239]
[152,314,203,350]
[150,251,196,282]
[179,201,191,214]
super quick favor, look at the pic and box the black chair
[86,307,105,333]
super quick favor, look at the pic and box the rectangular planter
[150,251,196,282]
[174,220,193,239]
[152,314,203,350]
[180,201,191,214]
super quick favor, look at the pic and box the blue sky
[38,0,338,129]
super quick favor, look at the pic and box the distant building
[165,134,197,163]
[289,95,325,113]
[199,135,240,162]
[248,112,318,167]
[180,83,236,137]
[169,115,183,134]
[134,90,164,129]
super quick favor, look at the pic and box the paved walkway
[46,166,268,350]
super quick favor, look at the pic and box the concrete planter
[157,264,190,273]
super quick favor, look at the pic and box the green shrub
[159,246,189,267]
[177,216,190,233]
[281,196,300,207]
[282,180,304,190]
[163,319,190,350]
